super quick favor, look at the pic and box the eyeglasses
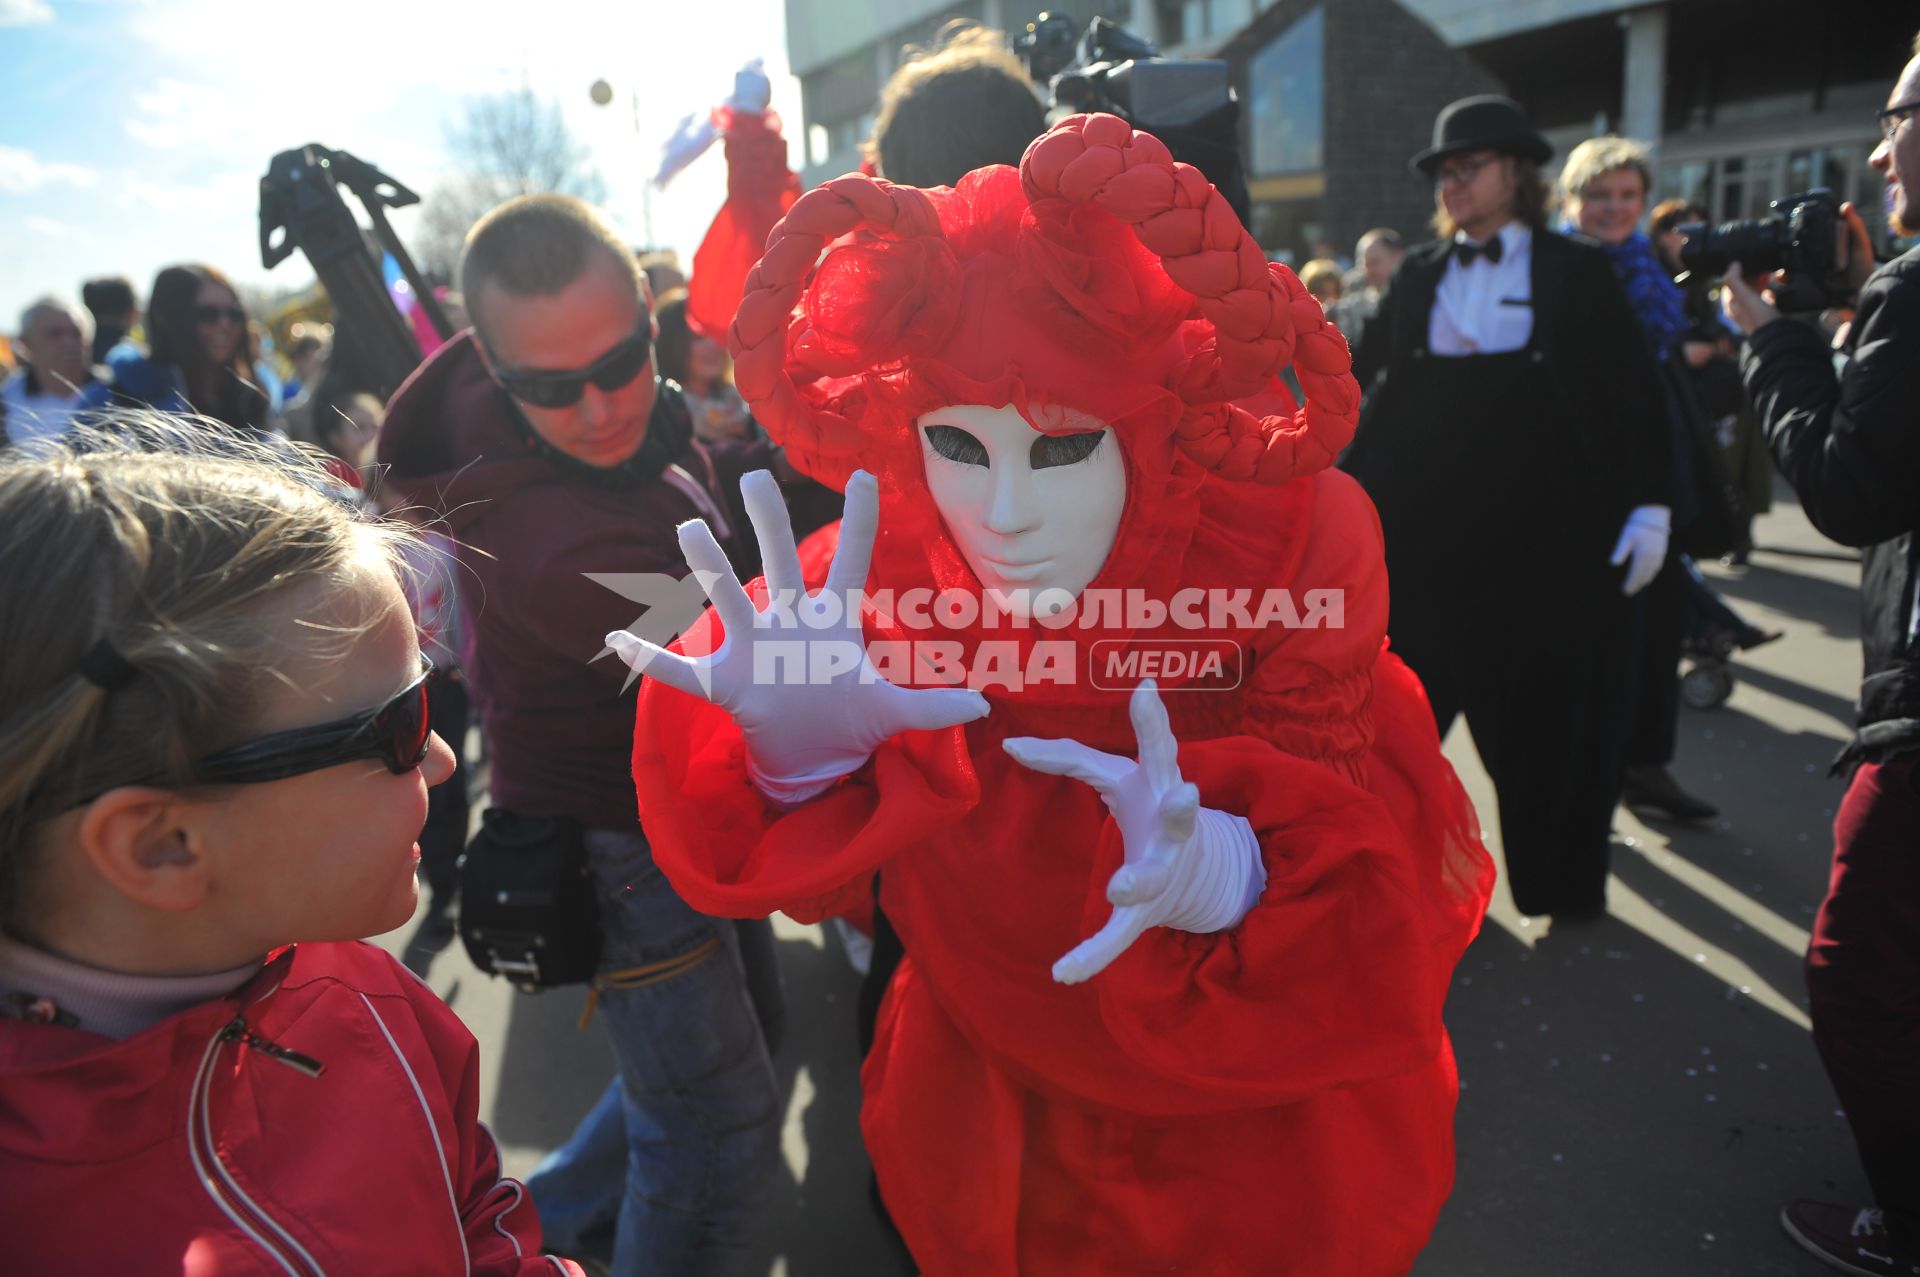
[196,304,246,327]
[1879,100,1920,143]
[1434,153,1499,188]
[488,327,654,408]
[190,656,435,786]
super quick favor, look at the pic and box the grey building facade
[787,0,1911,263]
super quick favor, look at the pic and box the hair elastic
[76,639,138,691]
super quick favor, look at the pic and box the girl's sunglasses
[488,329,653,408]
[191,656,435,785]
[196,305,246,326]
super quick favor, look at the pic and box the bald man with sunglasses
[379,194,789,1277]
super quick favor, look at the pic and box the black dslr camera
[1017,12,1249,222]
[1677,188,1852,313]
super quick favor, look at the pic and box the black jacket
[1343,228,1672,601]
[1741,246,1920,763]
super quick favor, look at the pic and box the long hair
[1430,157,1550,238]
[146,264,268,432]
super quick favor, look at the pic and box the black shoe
[1621,765,1719,823]
[1737,624,1784,651]
[1781,1201,1920,1275]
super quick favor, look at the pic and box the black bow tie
[1455,236,1504,266]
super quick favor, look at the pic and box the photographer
[1720,35,1920,1276]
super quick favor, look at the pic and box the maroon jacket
[380,332,762,831]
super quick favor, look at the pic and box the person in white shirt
[1343,95,1675,922]
[2,297,96,446]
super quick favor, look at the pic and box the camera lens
[1676,214,1795,280]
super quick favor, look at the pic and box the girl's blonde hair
[0,414,413,929]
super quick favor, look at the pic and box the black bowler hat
[1410,95,1553,176]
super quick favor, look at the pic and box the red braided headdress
[729,112,1359,490]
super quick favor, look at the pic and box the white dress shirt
[1429,220,1534,356]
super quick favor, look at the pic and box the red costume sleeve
[1064,470,1489,1107]
[686,109,802,340]
[632,580,980,923]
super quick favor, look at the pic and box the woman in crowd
[79,264,271,435]
[653,288,753,444]
[0,417,567,1273]
[1345,96,1673,920]
[1560,137,1746,823]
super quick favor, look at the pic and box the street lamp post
[589,78,657,247]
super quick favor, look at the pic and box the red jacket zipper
[187,1017,327,1276]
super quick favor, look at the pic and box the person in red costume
[610,114,1495,1274]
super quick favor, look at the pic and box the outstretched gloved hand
[607,469,989,805]
[1610,504,1671,597]
[1005,681,1265,985]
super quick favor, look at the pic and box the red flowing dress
[632,410,1494,1273]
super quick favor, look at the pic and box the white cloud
[117,170,258,215]
[124,76,240,150]
[24,215,97,244]
[0,0,53,27]
[0,144,99,193]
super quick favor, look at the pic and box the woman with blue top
[1559,137,1748,825]
[80,264,271,435]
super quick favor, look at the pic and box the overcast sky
[0,0,804,332]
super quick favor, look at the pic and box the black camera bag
[457,808,601,990]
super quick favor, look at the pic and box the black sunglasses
[190,656,435,786]
[196,304,246,326]
[1879,100,1920,143]
[489,327,654,408]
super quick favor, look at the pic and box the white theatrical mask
[916,403,1126,620]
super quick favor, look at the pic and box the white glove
[1004,681,1265,985]
[652,111,719,190]
[653,59,773,190]
[1609,504,1671,597]
[607,469,989,805]
[724,58,772,114]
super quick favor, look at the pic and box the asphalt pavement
[376,480,1865,1276]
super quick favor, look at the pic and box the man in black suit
[1343,96,1672,921]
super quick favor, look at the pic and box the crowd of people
[0,17,1917,1277]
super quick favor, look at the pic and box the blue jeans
[527,828,781,1276]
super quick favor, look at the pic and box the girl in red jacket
[0,417,576,1275]
[612,115,1496,1274]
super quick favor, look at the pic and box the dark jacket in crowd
[1741,246,1920,765]
[379,331,768,832]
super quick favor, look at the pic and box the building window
[1247,4,1324,176]
[1655,140,1886,245]
[1155,0,1232,46]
